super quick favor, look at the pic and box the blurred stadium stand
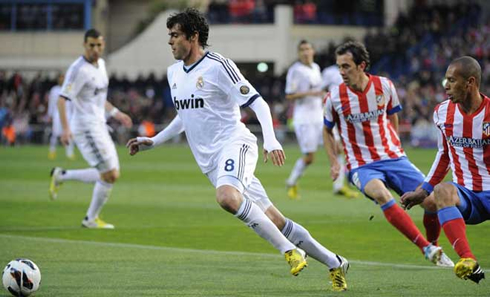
[0,0,488,148]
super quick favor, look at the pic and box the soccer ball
[2,259,41,297]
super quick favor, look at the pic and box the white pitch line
[0,234,449,270]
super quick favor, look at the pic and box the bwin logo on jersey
[174,94,204,110]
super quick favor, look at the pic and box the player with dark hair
[323,41,453,266]
[402,56,487,283]
[127,8,349,291]
[49,28,133,228]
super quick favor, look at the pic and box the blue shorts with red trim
[451,182,490,225]
[348,157,425,198]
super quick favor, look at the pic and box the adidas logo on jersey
[172,83,177,89]
[174,94,204,110]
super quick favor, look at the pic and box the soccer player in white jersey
[284,40,325,200]
[322,63,358,199]
[47,73,75,160]
[49,29,133,229]
[402,56,488,284]
[323,41,453,266]
[126,9,349,291]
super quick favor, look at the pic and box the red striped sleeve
[373,76,398,158]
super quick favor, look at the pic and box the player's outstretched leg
[280,217,349,290]
[219,186,307,276]
[381,199,452,266]
[49,167,99,199]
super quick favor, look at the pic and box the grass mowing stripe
[0,233,450,270]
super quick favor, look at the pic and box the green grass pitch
[0,145,488,296]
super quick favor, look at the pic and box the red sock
[423,212,441,246]
[383,203,430,252]
[442,218,475,259]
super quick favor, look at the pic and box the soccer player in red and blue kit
[402,56,488,284]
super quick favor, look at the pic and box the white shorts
[73,126,119,173]
[52,119,63,137]
[206,137,272,212]
[294,122,323,154]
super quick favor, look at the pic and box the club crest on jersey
[196,76,204,89]
[240,85,250,95]
[483,122,490,136]
[376,94,385,106]
[172,83,177,89]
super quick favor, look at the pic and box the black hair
[167,8,209,49]
[297,39,311,51]
[335,41,370,70]
[450,56,482,86]
[84,29,102,42]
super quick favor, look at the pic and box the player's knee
[101,169,119,184]
[304,155,314,165]
[421,193,438,212]
[216,186,242,213]
[434,183,458,208]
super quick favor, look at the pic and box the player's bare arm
[105,101,133,128]
[57,96,72,146]
[323,126,340,180]
[400,188,429,210]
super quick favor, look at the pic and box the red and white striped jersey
[323,74,406,170]
[422,94,490,192]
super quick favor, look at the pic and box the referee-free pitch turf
[0,145,488,296]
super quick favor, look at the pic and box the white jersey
[285,61,323,125]
[48,85,73,135]
[167,51,260,173]
[322,65,343,91]
[60,56,109,132]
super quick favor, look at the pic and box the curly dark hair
[335,41,370,70]
[167,8,209,49]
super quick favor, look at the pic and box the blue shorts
[348,157,425,198]
[452,182,490,225]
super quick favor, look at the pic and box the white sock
[65,141,75,158]
[235,199,296,254]
[333,155,346,192]
[61,168,99,183]
[49,134,57,153]
[287,158,307,186]
[86,180,113,221]
[282,218,340,268]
